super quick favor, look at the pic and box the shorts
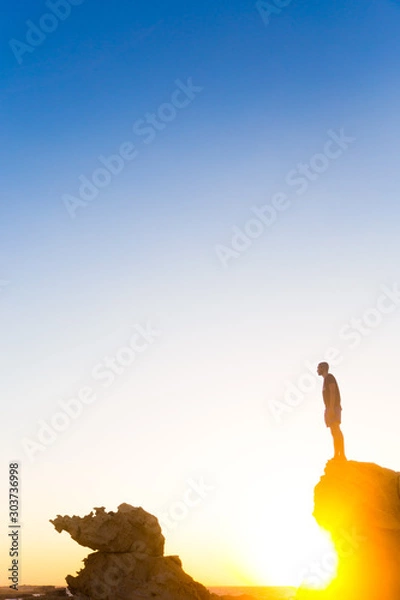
[324,405,342,428]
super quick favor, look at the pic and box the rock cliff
[298,459,400,599]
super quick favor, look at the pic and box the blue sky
[1,0,400,588]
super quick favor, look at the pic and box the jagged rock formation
[298,459,400,599]
[51,503,219,600]
[51,504,164,555]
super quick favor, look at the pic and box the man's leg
[330,423,346,459]
[329,424,339,458]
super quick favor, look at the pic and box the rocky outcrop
[299,460,400,599]
[51,503,217,600]
[51,504,164,555]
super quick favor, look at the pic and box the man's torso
[322,373,341,408]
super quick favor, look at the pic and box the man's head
[317,362,329,377]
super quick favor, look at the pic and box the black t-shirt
[322,373,341,408]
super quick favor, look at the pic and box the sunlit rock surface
[298,459,400,599]
[51,503,165,555]
[51,503,220,600]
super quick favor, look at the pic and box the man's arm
[327,382,338,413]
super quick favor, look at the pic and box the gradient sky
[1,0,400,589]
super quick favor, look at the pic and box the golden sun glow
[205,466,339,589]
[234,517,337,588]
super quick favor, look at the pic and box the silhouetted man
[317,362,346,460]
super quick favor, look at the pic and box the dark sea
[208,587,297,599]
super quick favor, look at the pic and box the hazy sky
[1,0,400,589]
